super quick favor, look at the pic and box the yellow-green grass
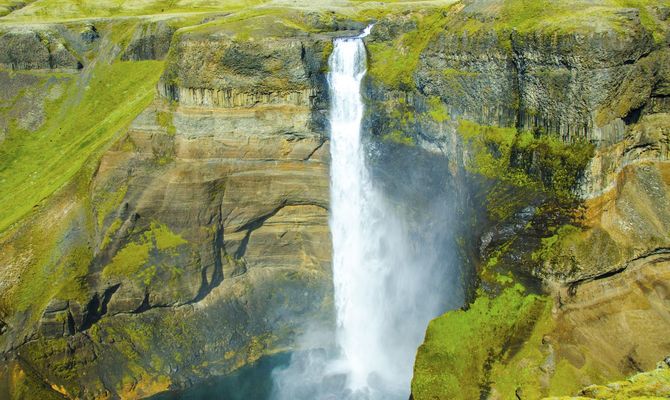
[497,0,669,44]
[382,130,416,146]
[0,0,34,17]
[0,60,164,233]
[0,0,269,21]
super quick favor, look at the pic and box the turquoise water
[148,353,290,400]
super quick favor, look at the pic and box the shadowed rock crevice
[79,284,120,332]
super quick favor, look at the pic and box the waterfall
[328,27,448,398]
[328,28,401,394]
[272,26,457,400]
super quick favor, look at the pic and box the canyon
[0,0,668,399]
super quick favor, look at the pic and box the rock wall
[0,13,340,399]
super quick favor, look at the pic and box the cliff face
[0,10,343,399]
[366,1,670,398]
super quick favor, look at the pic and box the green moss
[457,120,594,214]
[486,299,554,398]
[427,96,450,122]
[101,218,123,249]
[367,7,455,89]
[321,41,334,72]
[478,239,518,292]
[532,224,582,262]
[412,284,548,400]
[442,68,479,79]
[152,222,187,250]
[101,222,187,284]
[156,111,176,136]
[23,337,80,383]
[102,240,151,279]
[95,185,128,229]
[382,130,416,146]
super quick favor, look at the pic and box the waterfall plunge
[272,27,457,400]
[329,30,410,396]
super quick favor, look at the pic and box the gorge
[0,0,669,399]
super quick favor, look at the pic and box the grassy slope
[0,60,163,233]
[0,0,458,22]
[0,1,34,17]
[412,285,550,400]
[0,0,268,20]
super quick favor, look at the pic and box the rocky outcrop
[368,1,669,145]
[120,21,175,61]
[543,358,670,399]
[0,28,81,70]
[159,15,332,125]
[554,249,670,375]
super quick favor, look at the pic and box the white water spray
[273,26,457,400]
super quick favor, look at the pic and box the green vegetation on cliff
[544,363,670,399]
[365,0,669,88]
[457,120,594,221]
[412,285,550,399]
[367,7,454,89]
[410,113,611,399]
[102,222,188,286]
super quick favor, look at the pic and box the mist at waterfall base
[270,30,464,400]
